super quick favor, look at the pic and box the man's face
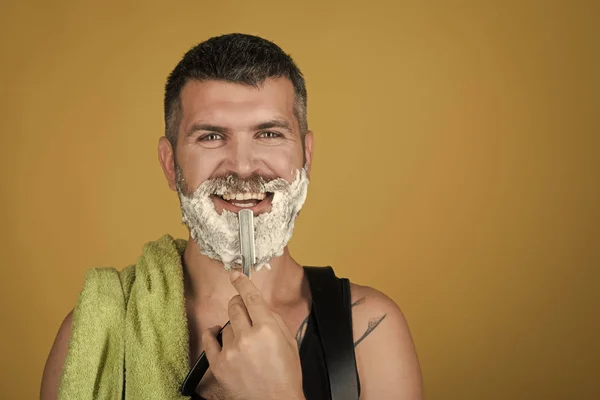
[175,78,310,213]
[159,77,313,270]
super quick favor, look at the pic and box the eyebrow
[252,118,294,132]
[185,118,295,137]
[185,123,229,137]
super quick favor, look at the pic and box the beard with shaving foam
[175,164,309,271]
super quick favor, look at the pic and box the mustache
[203,172,288,195]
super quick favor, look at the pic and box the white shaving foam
[179,167,309,271]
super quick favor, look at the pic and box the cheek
[179,148,220,191]
[256,146,304,182]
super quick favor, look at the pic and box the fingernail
[230,271,241,281]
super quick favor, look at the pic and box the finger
[230,271,273,324]
[221,322,235,346]
[228,294,252,335]
[201,325,223,364]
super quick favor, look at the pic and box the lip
[212,193,274,215]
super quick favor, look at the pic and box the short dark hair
[164,33,308,150]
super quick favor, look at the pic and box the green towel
[59,234,191,399]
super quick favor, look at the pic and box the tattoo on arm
[295,297,367,349]
[352,297,366,307]
[352,295,388,348]
[354,314,387,348]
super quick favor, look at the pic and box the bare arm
[40,311,73,400]
[351,285,422,400]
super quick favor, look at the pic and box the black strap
[304,266,359,400]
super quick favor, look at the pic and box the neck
[182,234,306,312]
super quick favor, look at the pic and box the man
[41,33,422,400]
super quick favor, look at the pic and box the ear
[304,131,314,179]
[158,136,177,191]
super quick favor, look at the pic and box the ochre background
[1,1,598,399]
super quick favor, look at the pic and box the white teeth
[232,202,254,208]
[221,192,266,201]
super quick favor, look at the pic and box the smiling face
[158,77,313,269]
[175,78,310,211]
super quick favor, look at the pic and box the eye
[258,131,282,139]
[199,133,223,141]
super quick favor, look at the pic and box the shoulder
[348,282,422,399]
[349,283,401,321]
[348,283,411,349]
[41,310,74,400]
[348,283,406,340]
[40,266,133,399]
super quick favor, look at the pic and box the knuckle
[228,295,242,307]
[245,291,263,305]
[223,348,238,363]
[228,302,245,317]
[257,323,277,339]
[237,335,251,349]
[201,329,213,342]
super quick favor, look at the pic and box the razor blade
[238,209,255,278]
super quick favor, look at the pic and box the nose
[225,136,257,178]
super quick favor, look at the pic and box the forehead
[178,78,297,132]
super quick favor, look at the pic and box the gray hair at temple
[163,33,308,150]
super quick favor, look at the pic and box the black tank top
[192,305,355,400]
[298,305,333,400]
[300,292,361,399]
[192,266,360,400]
